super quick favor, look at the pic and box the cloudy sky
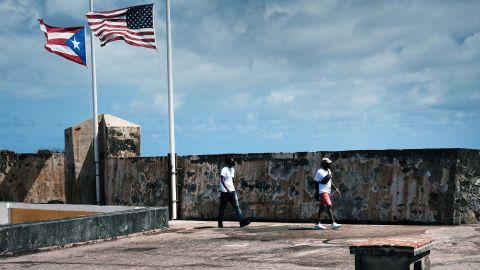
[0,0,479,156]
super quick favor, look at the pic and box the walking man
[314,157,342,230]
[218,157,251,228]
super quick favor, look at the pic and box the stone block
[350,238,433,270]
[64,114,140,204]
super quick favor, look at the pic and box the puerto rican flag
[39,19,87,66]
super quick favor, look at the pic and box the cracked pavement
[1,221,479,269]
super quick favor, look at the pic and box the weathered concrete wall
[332,150,458,224]
[177,149,479,224]
[178,152,322,221]
[3,139,478,225]
[453,149,480,224]
[104,157,170,207]
[0,151,65,203]
[0,207,168,255]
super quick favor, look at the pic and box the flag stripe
[45,44,77,56]
[86,7,127,17]
[95,28,155,41]
[86,17,126,28]
[86,4,156,49]
[44,45,85,65]
[90,22,129,32]
[40,20,84,33]
[45,39,68,46]
[101,34,156,48]
[101,33,156,47]
[46,32,76,40]
[93,25,154,36]
[88,18,127,28]
[100,31,155,42]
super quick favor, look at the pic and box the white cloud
[44,0,87,20]
[220,92,261,112]
[0,0,41,30]
[1,0,480,154]
[0,33,90,99]
[153,92,185,115]
[172,48,294,94]
[357,51,398,75]
[265,90,299,105]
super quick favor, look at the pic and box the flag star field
[127,4,154,29]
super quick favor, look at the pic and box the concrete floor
[0,221,479,269]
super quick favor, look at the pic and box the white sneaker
[331,222,342,230]
[314,223,327,230]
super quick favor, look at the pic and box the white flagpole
[89,0,101,205]
[166,0,177,219]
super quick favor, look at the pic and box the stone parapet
[0,207,168,255]
[176,149,479,224]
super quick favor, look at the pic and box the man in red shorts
[314,157,342,230]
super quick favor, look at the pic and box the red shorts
[320,192,332,206]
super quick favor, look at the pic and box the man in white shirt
[218,157,250,228]
[313,157,342,230]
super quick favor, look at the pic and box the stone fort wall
[1,115,479,225]
[103,149,480,225]
[2,148,478,225]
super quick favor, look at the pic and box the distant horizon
[1,1,479,156]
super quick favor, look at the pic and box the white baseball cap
[321,157,333,163]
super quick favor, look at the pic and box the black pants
[218,191,244,223]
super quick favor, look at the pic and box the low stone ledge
[350,238,434,270]
[0,207,168,255]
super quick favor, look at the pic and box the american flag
[39,19,87,66]
[86,4,156,49]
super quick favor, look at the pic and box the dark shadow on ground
[194,226,216,229]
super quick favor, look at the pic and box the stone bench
[349,238,434,270]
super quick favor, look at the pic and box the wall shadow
[0,151,56,203]
[64,129,97,205]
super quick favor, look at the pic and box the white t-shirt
[219,166,235,192]
[314,168,332,194]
